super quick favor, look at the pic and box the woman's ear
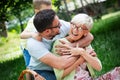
[83,30,89,36]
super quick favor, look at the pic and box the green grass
[0,57,25,80]
[0,32,25,80]
[0,32,22,63]
[91,12,120,76]
[0,11,120,79]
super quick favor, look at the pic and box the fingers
[90,51,96,57]
[55,44,71,50]
[55,48,71,55]
[59,40,66,44]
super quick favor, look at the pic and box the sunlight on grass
[102,11,120,19]
[0,51,22,63]
[0,32,22,63]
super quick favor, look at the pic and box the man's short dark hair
[33,9,56,32]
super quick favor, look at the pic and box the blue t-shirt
[27,20,70,71]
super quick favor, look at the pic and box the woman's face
[69,23,89,41]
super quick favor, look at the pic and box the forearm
[62,56,85,78]
[81,52,102,71]
[20,31,34,39]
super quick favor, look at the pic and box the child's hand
[32,32,42,41]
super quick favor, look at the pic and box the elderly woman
[52,13,102,80]
[52,13,120,80]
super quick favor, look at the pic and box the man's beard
[49,33,60,39]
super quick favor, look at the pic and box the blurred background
[0,0,120,80]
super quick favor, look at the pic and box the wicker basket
[18,69,45,80]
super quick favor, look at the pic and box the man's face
[48,15,61,39]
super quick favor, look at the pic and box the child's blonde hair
[71,13,93,30]
[33,0,51,10]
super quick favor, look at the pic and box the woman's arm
[70,48,102,71]
[62,56,85,78]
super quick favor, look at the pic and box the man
[27,9,77,80]
[20,0,52,67]
[20,1,52,80]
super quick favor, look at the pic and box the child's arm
[20,30,38,39]
[20,19,41,41]
[20,30,41,41]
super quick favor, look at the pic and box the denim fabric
[34,70,56,80]
[23,49,31,67]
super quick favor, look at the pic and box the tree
[52,0,71,21]
[10,0,32,32]
[0,0,13,37]
[0,0,32,37]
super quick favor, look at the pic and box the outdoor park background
[0,0,120,80]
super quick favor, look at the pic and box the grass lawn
[91,11,120,76]
[0,11,120,80]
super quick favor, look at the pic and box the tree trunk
[80,0,87,13]
[63,0,71,20]
[118,0,120,7]
[0,21,7,38]
[18,18,24,32]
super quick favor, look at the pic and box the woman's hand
[70,47,85,56]
[55,40,73,55]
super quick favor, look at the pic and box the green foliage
[0,0,33,36]
[105,0,117,8]
[0,37,8,46]
[0,0,32,21]
[52,0,61,10]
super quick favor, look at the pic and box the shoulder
[27,38,45,48]
[60,19,70,26]
[27,15,35,23]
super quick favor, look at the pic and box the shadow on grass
[0,56,26,80]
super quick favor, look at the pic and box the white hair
[71,13,93,30]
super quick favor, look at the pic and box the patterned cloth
[74,66,120,80]
[74,63,93,80]
[96,67,120,80]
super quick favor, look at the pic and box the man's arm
[55,32,94,55]
[39,53,78,70]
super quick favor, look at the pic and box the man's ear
[44,29,51,34]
